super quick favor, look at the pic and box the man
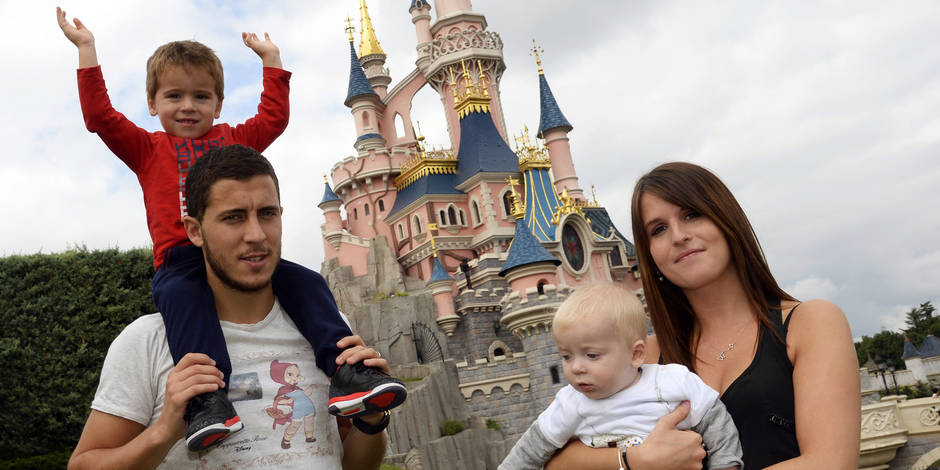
[68,145,389,469]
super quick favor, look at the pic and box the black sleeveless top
[719,306,801,468]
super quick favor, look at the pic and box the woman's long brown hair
[630,162,794,370]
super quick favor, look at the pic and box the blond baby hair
[553,283,647,345]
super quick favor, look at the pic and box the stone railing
[428,29,502,63]
[861,396,940,470]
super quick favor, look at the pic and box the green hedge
[0,247,155,461]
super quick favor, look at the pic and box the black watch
[352,410,390,435]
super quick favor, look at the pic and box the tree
[855,330,904,370]
[904,301,938,351]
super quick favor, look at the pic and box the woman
[546,162,860,469]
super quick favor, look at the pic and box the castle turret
[344,18,385,152]
[319,176,344,253]
[357,0,392,99]
[533,43,584,201]
[427,250,460,336]
[409,1,433,70]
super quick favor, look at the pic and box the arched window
[448,206,457,225]
[353,207,358,220]
[364,204,370,216]
[395,114,406,139]
[397,224,404,239]
[537,280,547,295]
[471,200,481,224]
[378,199,385,212]
[502,191,513,217]
[412,215,422,234]
[439,210,447,225]
[459,210,466,226]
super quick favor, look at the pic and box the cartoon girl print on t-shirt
[266,360,318,449]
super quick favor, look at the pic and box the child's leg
[270,259,352,376]
[272,260,407,418]
[152,245,233,382]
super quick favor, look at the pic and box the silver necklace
[714,322,750,361]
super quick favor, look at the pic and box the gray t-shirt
[92,300,344,469]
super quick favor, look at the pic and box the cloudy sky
[5,1,939,339]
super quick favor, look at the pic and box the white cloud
[785,276,840,301]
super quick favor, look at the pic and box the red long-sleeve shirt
[77,65,291,268]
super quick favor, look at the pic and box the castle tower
[409,1,433,70]
[319,175,344,256]
[358,0,392,99]
[532,44,584,201]
[344,17,384,149]
[426,226,461,336]
[498,182,565,410]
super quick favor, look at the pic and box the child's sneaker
[184,389,243,452]
[327,362,407,417]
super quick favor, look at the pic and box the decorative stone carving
[862,409,901,435]
[428,30,502,63]
[920,405,940,426]
[436,314,460,336]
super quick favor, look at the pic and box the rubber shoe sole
[186,416,244,452]
[328,382,407,417]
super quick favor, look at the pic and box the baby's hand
[56,7,94,48]
[242,32,282,69]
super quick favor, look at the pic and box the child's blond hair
[146,40,225,100]
[553,283,647,345]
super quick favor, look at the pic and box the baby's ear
[147,96,157,116]
[631,339,647,367]
[214,99,223,119]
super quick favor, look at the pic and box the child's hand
[56,7,94,48]
[56,7,98,68]
[242,32,283,69]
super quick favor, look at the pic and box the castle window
[448,206,457,225]
[537,280,547,295]
[471,200,481,224]
[502,191,513,217]
[439,210,447,225]
[353,207,358,220]
[365,204,370,216]
[459,210,466,226]
[494,348,505,357]
[550,366,561,384]
[398,224,404,239]
[378,200,385,212]
[412,215,422,234]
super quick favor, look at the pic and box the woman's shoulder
[781,298,852,360]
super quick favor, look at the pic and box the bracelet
[352,410,390,435]
[619,447,631,470]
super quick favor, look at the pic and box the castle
[318,0,642,441]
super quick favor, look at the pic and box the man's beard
[203,235,275,292]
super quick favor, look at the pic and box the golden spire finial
[345,15,355,43]
[324,173,329,184]
[591,185,598,205]
[476,60,489,98]
[448,66,458,101]
[452,59,491,118]
[460,59,476,94]
[427,222,439,257]
[358,0,385,57]
[530,39,544,75]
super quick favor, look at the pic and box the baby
[499,283,742,470]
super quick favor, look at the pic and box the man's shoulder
[111,313,166,348]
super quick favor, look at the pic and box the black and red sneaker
[327,362,407,417]
[184,389,244,452]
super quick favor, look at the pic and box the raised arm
[68,354,226,470]
[766,300,860,469]
[56,7,97,68]
[243,32,282,69]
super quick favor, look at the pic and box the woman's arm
[766,299,860,469]
[545,401,706,470]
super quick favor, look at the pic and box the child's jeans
[152,244,353,384]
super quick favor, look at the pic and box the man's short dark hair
[185,144,280,221]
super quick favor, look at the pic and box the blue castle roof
[537,74,572,135]
[523,167,560,242]
[499,218,561,277]
[319,181,340,207]
[920,335,940,358]
[410,0,431,11]
[903,338,921,359]
[344,42,378,108]
[455,111,520,186]
[388,173,463,217]
[428,257,454,284]
[583,207,635,256]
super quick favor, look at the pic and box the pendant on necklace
[716,343,735,361]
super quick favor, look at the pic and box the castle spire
[533,42,572,135]
[344,20,378,108]
[358,0,385,58]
